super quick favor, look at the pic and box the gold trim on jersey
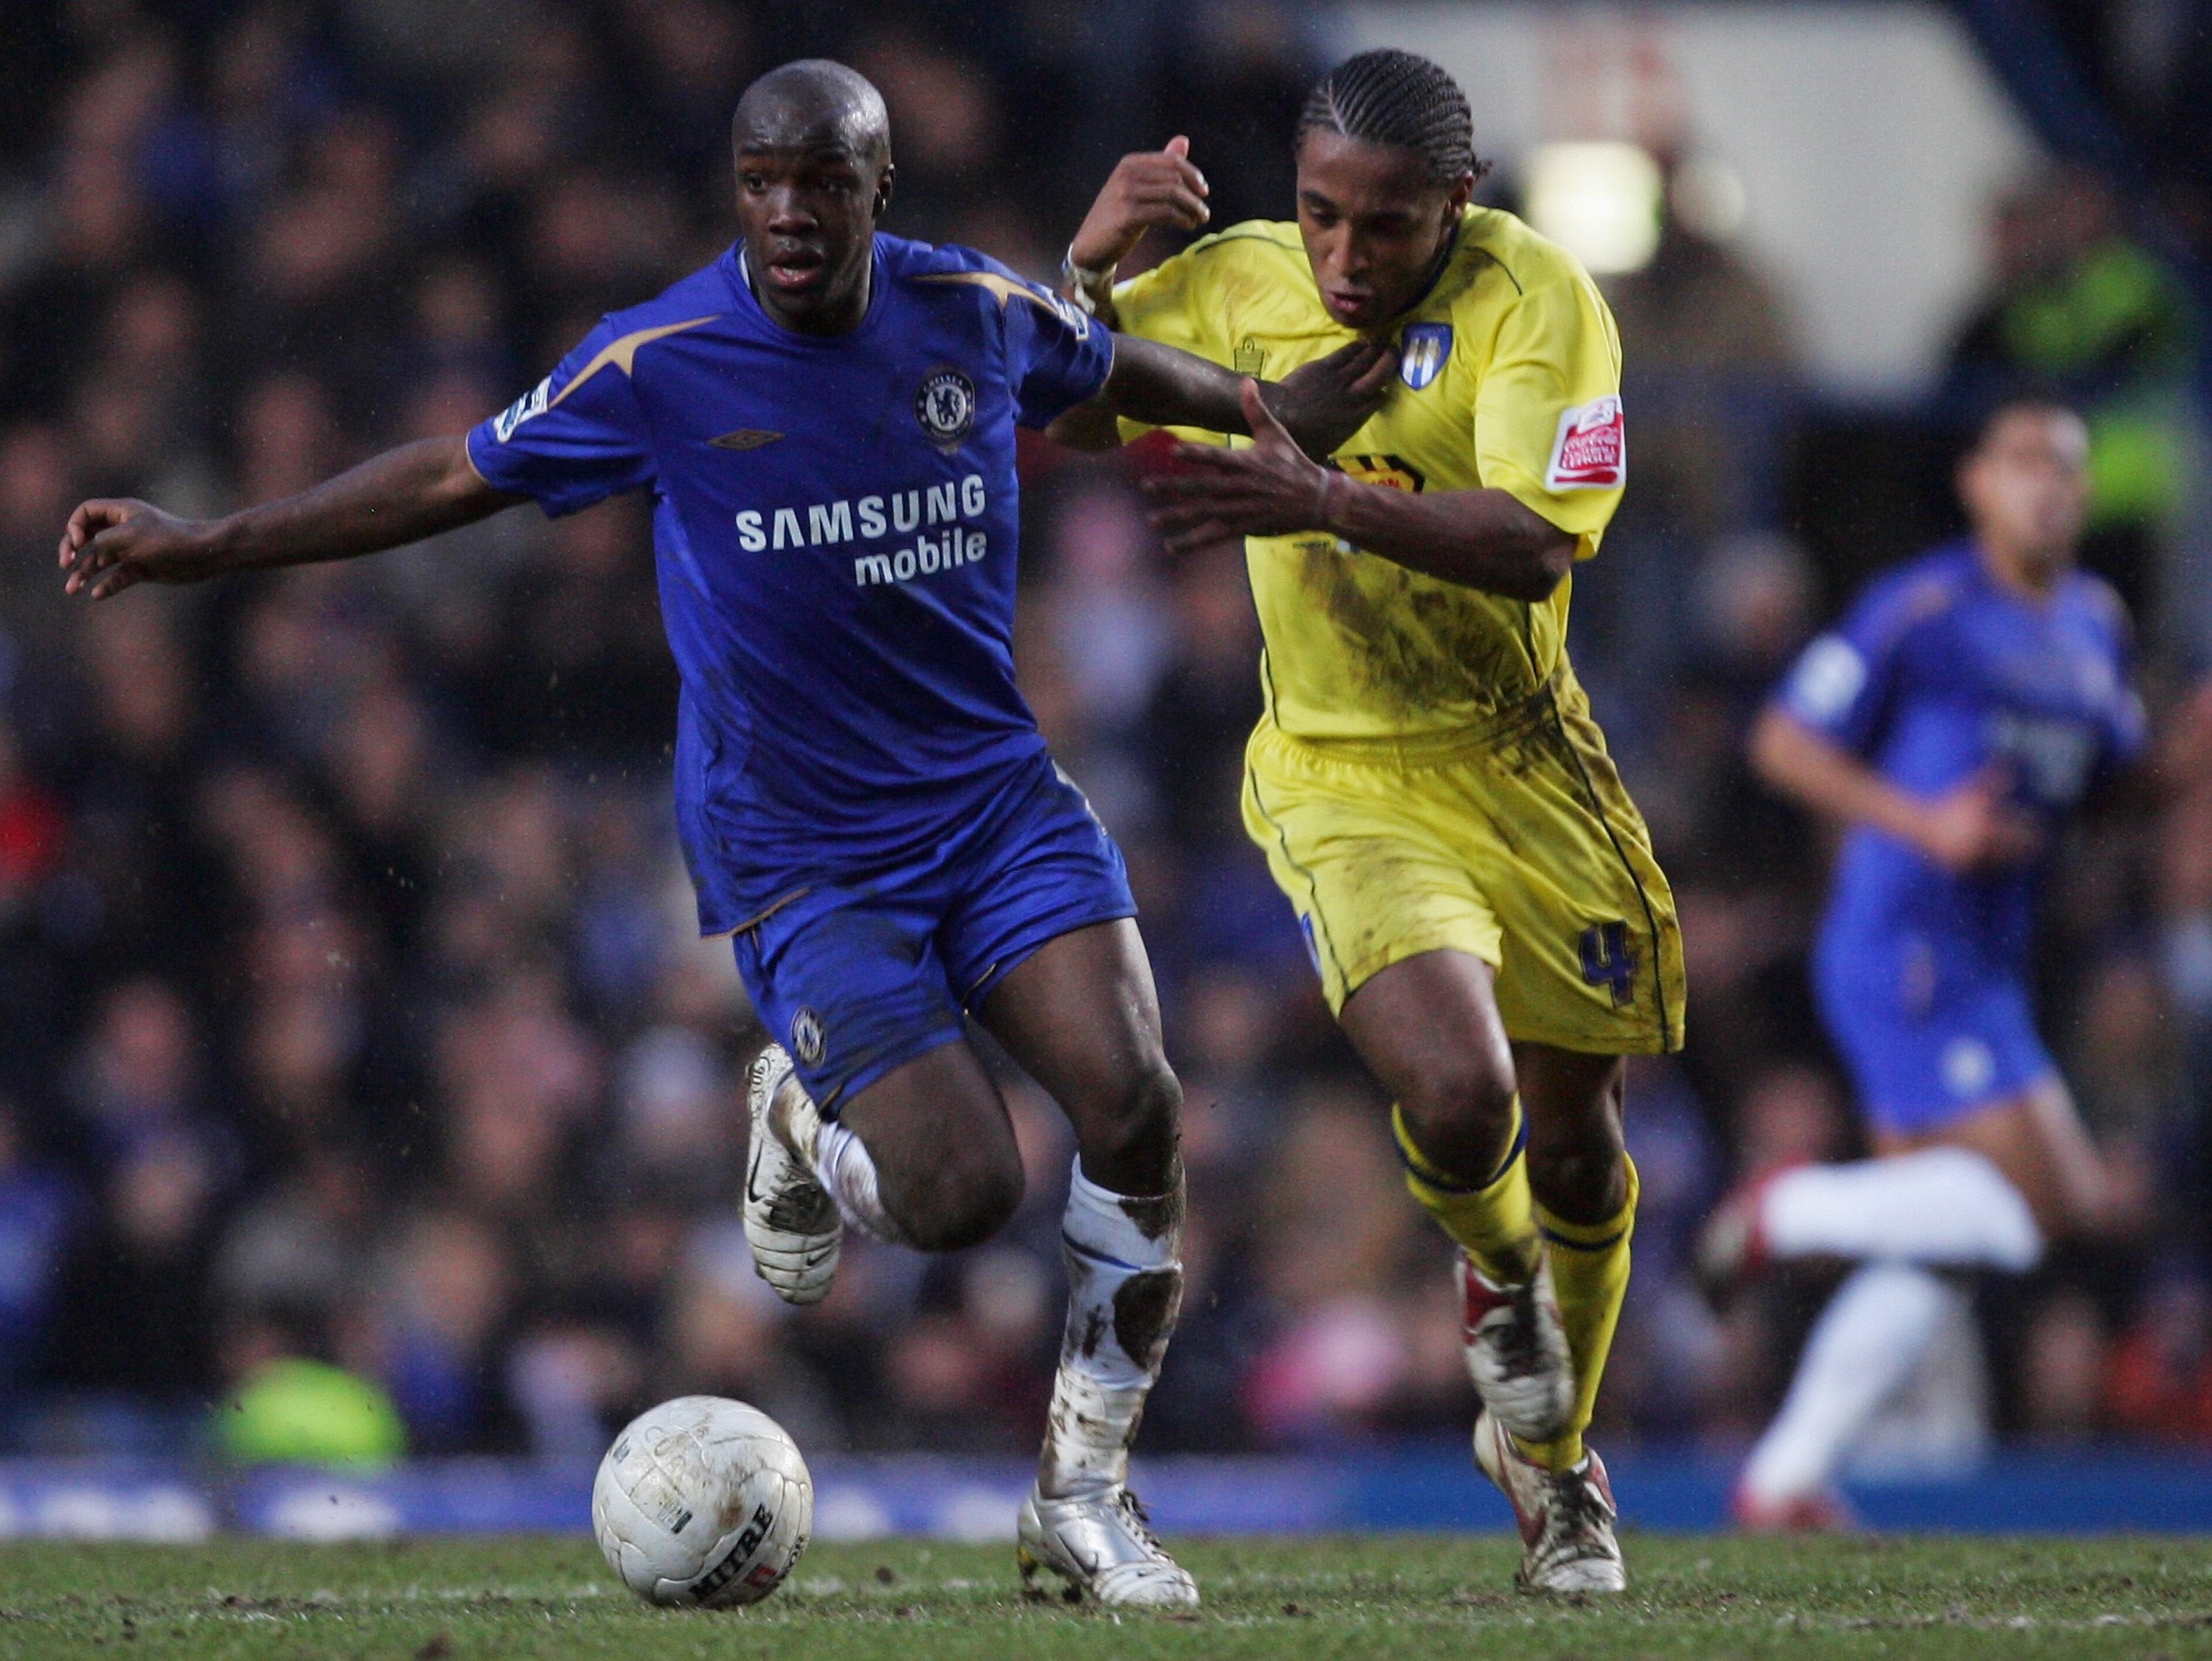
[915,270,1065,318]
[549,315,720,411]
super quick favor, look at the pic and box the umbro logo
[711,429,785,450]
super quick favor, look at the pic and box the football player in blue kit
[56,60,1394,1605]
[1703,400,2141,1526]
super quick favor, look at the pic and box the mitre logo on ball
[1545,396,1626,490]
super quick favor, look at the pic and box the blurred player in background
[1059,49,1683,1593]
[1715,400,2140,1527]
[55,59,1390,1607]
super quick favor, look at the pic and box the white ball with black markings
[592,1396,813,1607]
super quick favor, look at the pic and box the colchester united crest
[1398,321,1452,390]
[915,369,976,448]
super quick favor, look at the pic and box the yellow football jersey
[1113,206,1626,741]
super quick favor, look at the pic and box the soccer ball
[592,1396,813,1607]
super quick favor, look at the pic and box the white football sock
[1741,1261,1962,1504]
[1039,1158,1183,1499]
[1761,1147,2042,1271]
[812,1118,911,1246]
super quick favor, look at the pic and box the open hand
[60,498,224,599]
[1263,337,1397,459]
[1069,136,1211,274]
[1913,766,2044,871]
[1144,380,1339,556]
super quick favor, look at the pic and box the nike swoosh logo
[745,1146,769,1205]
[711,429,785,450]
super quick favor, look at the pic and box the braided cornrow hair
[1297,49,1487,187]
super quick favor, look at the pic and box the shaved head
[732,59,891,162]
[728,60,895,335]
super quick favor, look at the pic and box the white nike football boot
[1459,1250,1577,1444]
[742,1043,841,1305]
[1473,1409,1627,1595]
[1017,1484,1199,1609]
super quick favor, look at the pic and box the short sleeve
[1772,574,1936,755]
[1111,245,1228,364]
[1109,243,1232,445]
[2107,683,2149,768]
[466,318,657,518]
[990,266,1114,429]
[1473,274,1626,557]
[2096,597,2149,769]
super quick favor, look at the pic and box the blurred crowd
[6,0,2212,1473]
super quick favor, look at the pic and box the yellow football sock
[1391,1099,1540,1289]
[1518,1152,1639,1472]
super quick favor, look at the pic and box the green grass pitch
[1,1533,2209,1659]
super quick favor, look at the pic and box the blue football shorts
[1813,922,2059,1137]
[729,750,1135,1112]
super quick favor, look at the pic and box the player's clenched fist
[58,498,222,600]
[1069,136,1210,276]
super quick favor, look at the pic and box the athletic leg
[975,917,1197,1608]
[1731,1084,2096,1524]
[829,1042,1026,1248]
[1751,1143,2042,1270]
[1339,950,1575,1448]
[1736,1261,1966,1520]
[737,885,1026,1302]
[979,916,1180,1198]
[1515,1042,1636,1474]
[745,1033,1027,1302]
[1894,1076,2112,1242]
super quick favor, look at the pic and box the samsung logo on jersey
[736,475,990,588]
[853,530,987,586]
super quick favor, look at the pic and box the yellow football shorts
[1240,669,1686,1054]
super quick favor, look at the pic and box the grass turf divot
[0,1533,2208,1659]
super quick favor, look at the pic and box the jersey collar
[728,237,891,345]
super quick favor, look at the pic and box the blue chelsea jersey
[1772,540,2145,975]
[466,234,1114,932]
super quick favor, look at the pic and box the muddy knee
[1076,1060,1183,1194]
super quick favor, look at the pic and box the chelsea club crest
[1399,322,1452,391]
[916,369,977,448]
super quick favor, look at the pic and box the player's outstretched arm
[1750,705,2041,871]
[1141,380,1574,599]
[1086,335,1395,462]
[60,434,521,601]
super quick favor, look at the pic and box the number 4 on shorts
[1579,922,1638,1007]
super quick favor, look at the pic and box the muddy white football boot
[1017,1480,1198,1609]
[742,1044,841,1305]
[1460,1250,1576,1444]
[1473,1409,1627,1595]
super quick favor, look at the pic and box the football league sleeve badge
[1545,395,1627,490]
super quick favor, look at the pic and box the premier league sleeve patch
[916,369,977,450]
[1545,395,1627,490]
[1398,322,1452,390]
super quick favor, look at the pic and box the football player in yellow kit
[1056,49,1683,1593]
